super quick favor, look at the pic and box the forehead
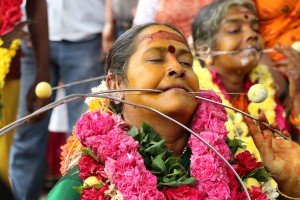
[136,25,189,47]
[224,5,257,21]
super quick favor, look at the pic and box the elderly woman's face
[121,25,199,117]
[213,5,264,69]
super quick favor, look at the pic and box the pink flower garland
[75,90,267,199]
[76,111,164,200]
[189,91,232,199]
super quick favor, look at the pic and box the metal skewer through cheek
[195,48,276,60]
[195,95,291,141]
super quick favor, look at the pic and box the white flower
[85,80,107,105]
[262,181,279,200]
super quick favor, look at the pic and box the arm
[25,0,50,122]
[244,114,300,198]
[273,44,300,126]
[101,0,116,61]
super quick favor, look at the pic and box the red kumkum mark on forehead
[244,14,248,19]
[168,45,176,54]
[139,30,188,46]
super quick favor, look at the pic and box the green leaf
[127,127,139,139]
[144,139,165,155]
[226,138,245,155]
[152,156,167,173]
[82,148,99,162]
[126,122,195,189]
[245,166,271,182]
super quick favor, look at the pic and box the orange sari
[256,0,300,60]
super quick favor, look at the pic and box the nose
[166,65,186,78]
[245,27,259,42]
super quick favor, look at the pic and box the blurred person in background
[102,0,138,61]
[9,0,105,199]
[0,0,49,197]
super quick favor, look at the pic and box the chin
[158,98,198,119]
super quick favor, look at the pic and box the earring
[205,55,213,66]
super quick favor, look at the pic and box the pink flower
[94,128,138,161]
[191,90,228,136]
[109,152,160,199]
[75,111,117,146]
[162,185,205,200]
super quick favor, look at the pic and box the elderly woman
[192,0,300,142]
[47,23,300,199]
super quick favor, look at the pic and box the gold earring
[205,56,213,66]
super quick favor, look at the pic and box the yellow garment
[0,78,20,187]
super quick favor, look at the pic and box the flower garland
[61,84,278,199]
[0,0,23,35]
[193,62,286,140]
[0,38,21,89]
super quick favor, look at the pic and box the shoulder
[47,166,82,200]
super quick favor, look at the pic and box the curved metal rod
[52,75,107,91]
[0,89,162,135]
[0,90,251,199]
[195,96,291,141]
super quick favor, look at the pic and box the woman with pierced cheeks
[47,23,300,199]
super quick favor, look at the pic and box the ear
[196,44,214,66]
[106,71,120,90]
[106,71,125,101]
[196,44,211,54]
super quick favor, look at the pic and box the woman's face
[120,25,199,120]
[213,5,264,70]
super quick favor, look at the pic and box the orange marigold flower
[60,131,85,176]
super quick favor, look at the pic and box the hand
[26,81,51,124]
[244,113,300,198]
[1,21,28,48]
[273,44,300,99]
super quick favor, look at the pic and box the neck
[209,66,248,100]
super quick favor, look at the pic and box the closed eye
[180,62,192,67]
[147,58,165,63]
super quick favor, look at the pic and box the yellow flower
[0,39,21,89]
[193,60,277,150]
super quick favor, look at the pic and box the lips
[241,46,262,52]
[161,85,190,92]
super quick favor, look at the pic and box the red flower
[81,185,110,200]
[78,154,106,180]
[0,0,23,35]
[161,185,205,200]
[226,166,239,190]
[234,151,262,177]
[238,186,267,200]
